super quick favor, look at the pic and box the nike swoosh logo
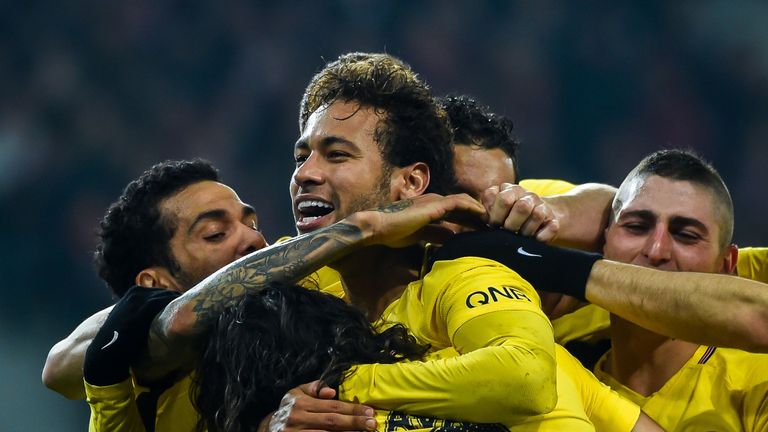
[101,331,119,350]
[517,246,542,257]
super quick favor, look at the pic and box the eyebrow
[187,205,257,235]
[294,135,359,152]
[618,209,655,222]
[668,216,709,235]
[620,209,709,233]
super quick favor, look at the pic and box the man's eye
[623,223,647,233]
[294,154,308,165]
[675,231,701,242]
[204,232,225,241]
[327,151,349,159]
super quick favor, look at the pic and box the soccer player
[68,159,436,431]
[591,149,768,430]
[439,95,768,361]
[149,52,656,431]
[75,159,271,431]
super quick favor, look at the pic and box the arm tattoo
[375,199,413,214]
[163,221,364,336]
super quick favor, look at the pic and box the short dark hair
[95,159,219,297]
[300,52,455,195]
[439,95,520,181]
[616,149,734,249]
[193,283,428,432]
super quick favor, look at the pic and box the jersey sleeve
[555,345,640,432]
[737,247,768,284]
[85,378,144,432]
[340,257,557,424]
[744,364,768,432]
[519,178,577,197]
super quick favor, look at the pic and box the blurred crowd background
[2,1,767,430]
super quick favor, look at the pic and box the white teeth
[297,200,333,210]
[300,216,321,223]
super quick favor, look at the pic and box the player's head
[95,159,267,297]
[439,95,520,199]
[292,52,453,233]
[604,149,737,274]
[193,283,428,432]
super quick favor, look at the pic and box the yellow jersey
[594,345,768,431]
[342,256,640,431]
[519,178,577,196]
[737,247,768,283]
[85,374,198,432]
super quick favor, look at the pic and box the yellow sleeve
[555,345,640,432]
[737,247,768,284]
[552,304,611,345]
[519,178,577,197]
[341,258,557,423]
[744,362,768,432]
[85,378,144,432]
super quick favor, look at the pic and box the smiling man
[150,52,661,431]
[592,150,768,430]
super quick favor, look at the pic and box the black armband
[429,230,601,301]
[83,286,179,386]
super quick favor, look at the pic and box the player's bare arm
[587,260,768,353]
[42,305,113,399]
[138,193,485,379]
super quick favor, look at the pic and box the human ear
[135,267,183,292]
[394,162,430,199]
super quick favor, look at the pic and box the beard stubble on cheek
[339,171,394,217]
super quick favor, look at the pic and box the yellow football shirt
[737,247,768,283]
[594,346,768,431]
[519,178,576,196]
[85,374,198,432]
[342,256,640,431]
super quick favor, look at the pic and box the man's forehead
[615,175,716,220]
[161,181,244,221]
[300,100,381,142]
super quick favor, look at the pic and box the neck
[332,245,423,321]
[606,314,699,396]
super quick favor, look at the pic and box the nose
[643,226,672,267]
[238,226,268,257]
[292,154,325,190]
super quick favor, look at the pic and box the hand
[260,380,377,432]
[83,287,179,386]
[481,183,559,242]
[354,193,486,248]
[539,292,584,320]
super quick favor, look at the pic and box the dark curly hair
[299,52,455,195]
[439,95,520,181]
[193,283,429,432]
[94,159,219,297]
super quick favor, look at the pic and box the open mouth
[295,199,335,230]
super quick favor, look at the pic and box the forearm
[140,218,371,378]
[545,183,615,251]
[587,260,768,352]
[42,306,113,399]
[341,343,555,423]
[161,219,367,335]
[343,310,557,423]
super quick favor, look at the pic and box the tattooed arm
[133,193,485,381]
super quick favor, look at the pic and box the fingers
[482,184,559,241]
[268,383,377,432]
